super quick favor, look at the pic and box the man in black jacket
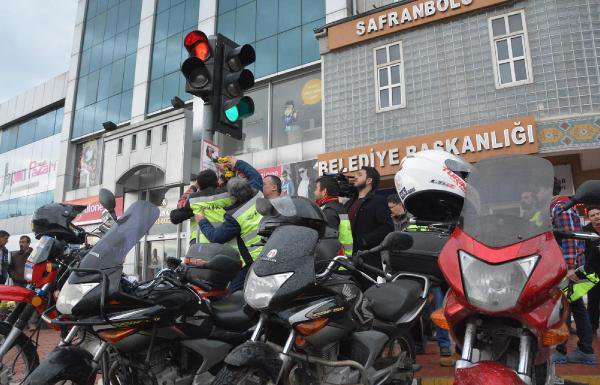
[345,166,394,275]
[584,206,600,335]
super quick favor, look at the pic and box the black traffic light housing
[180,31,256,141]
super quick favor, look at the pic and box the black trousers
[587,283,600,334]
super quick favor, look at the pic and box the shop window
[272,72,322,147]
[374,41,405,112]
[117,138,123,155]
[73,139,102,190]
[488,10,533,88]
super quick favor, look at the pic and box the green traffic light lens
[225,106,239,122]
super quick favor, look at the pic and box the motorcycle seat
[364,279,423,323]
[211,291,255,332]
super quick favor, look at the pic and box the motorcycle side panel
[0,285,34,303]
[224,340,282,381]
[182,338,232,373]
[454,361,527,385]
[344,330,388,368]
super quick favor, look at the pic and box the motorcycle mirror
[256,197,275,216]
[99,188,117,220]
[564,180,600,210]
[381,231,414,251]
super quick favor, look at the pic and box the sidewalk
[30,329,600,384]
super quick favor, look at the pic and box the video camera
[322,172,356,198]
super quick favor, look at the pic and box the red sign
[258,166,282,179]
[65,196,124,225]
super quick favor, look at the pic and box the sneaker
[440,347,452,357]
[552,351,568,364]
[566,349,597,365]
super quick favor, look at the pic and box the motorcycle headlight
[56,280,99,315]
[460,251,538,312]
[244,269,293,310]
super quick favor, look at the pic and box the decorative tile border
[538,115,600,153]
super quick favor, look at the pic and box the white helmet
[394,150,471,221]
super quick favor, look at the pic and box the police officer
[314,175,353,258]
[195,157,263,291]
[169,169,231,245]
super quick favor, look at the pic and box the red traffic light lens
[184,31,210,61]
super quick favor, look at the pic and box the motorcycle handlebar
[553,230,600,241]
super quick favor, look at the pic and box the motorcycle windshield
[460,155,554,247]
[77,201,160,271]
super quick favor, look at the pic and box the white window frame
[488,10,534,89]
[373,41,406,112]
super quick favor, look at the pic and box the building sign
[327,0,509,50]
[318,116,538,177]
[66,195,125,225]
[258,166,282,179]
[73,139,102,190]
[0,134,59,201]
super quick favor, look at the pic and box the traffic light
[181,31,215,102]
[180,32,256,140]
[214,36,256,140]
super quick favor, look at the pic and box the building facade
[52,0,336,278]
[316,0,600,193]
[0,74,67,251]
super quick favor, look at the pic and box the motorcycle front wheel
[0,321,39,385]
[211,365,274,385]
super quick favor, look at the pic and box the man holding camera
[314,175,353,258]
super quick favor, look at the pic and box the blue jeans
[431,286,451,349]
[230,265,249,292]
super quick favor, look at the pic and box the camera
[323,172,356,198]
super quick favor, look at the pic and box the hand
[190,181,198,191]
[567,269,581,283]
[195,210,205,222]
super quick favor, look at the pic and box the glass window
[168,1,185,37]
[256,0,277,40]
[301,18,323,64]
[54,107,64,134]
[86,70,100,106]
[272,72,322,147]
[217,10,235,40]
[164,33,182,74]
[123,54,136,91]
[126,26,139,54]
[35,110,56,141]
[302,0,325,24]
[162,72,180,108]
[105,5,119,38]
[146,130,152,146]
[155,10,169,42]
[95,98,109,127]
[80,49,91,76]
[161,125,168,142]
[131,133,137,150]
[374,42,405,111]
[157,0,171,14]
[110,58,126,96]
[489,11,532,88]
[107,93,122,122]
[0,125,18,154]
[101,35,115,66]
[183,0,199,29]
[97,65,113,101]
[278,27,301,71]
[235,1,256,44]
[219,0,236,14]
[118,138,123,154]
[114,30,128,60]
[255,36,277,78]
[148,78,164,113]
[17,119,36,147]
[278,0,301,32]
[151,39,167,80]
[120,89,133,122]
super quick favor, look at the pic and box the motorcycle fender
[224,340,282,381]
[0,285,34,303]
[27,346,95,385]
[454,361,527,385]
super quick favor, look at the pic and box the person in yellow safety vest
[195,157,263,292]
[314,175,353,258]
[169,169,230,244]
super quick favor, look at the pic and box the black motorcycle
[27,189,255,385]
[211,196,429,385]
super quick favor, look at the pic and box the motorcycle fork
[0,303,35,361]
[456,321,535,385]
[252,314,296,384]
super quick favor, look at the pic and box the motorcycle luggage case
[184,243,242,290]
[387,230,448,281]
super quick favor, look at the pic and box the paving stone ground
[27,328,600,384]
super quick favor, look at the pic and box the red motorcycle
[432,155,600,385]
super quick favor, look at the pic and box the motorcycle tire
[211,365,273,385]
[0,321,39,384]
[25,347,95,385]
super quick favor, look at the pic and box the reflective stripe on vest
[227,192,264,265]
[405,224,428,232]
[189,193,232,244]
[338,214,353,257]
